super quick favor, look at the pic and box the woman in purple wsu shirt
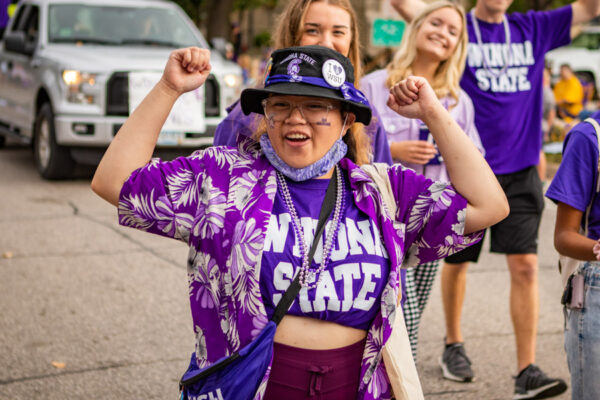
[546,112,600,399]
[91,45,507,399]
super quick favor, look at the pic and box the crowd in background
[224,14,599,160]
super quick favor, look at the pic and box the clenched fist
[386,76,442,121]
[160,47,212,96]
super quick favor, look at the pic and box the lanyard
[270,167,339,325]
[470,9,513,78]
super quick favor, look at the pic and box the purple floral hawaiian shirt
[118,137,482,399]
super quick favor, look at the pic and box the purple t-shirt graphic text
[260,177,390,330]
[467,40,535,93]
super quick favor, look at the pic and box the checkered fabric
[403,260,441,360]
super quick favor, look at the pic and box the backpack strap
[583,118,600,235]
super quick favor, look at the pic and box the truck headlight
[223,73,242,89]
[62,70,97,104]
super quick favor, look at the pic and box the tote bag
[363,163,425,400]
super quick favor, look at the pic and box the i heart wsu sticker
[322,59,346,88]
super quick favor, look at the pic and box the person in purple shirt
[546,112,600,400]
[361,1,484,362]
[212,0,393,165]
[391,0,600,397]
[91,44,507,399]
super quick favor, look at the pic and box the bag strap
[270,166,339,325]
[583,117,600,235]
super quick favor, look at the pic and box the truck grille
[105,72,220,118]
[106,72,129,116]
[204,74,220,117]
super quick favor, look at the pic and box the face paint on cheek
[315,117,331,126]
[267,114,276,129]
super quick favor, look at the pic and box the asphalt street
[0,142,569,400]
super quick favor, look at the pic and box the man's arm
[571,0,600,26]
[390,0,426,23]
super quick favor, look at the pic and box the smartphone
[417,123,443,165]
[569,274,585,310]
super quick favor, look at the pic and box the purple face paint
[316,117,331,126]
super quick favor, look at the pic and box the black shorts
[445,166,544,264]
[445,231,486,263]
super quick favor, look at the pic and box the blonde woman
[361,1,484,373]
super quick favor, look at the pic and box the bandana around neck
[260,134,348,181]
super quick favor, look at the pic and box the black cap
[240,45,372,125]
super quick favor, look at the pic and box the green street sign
[372,19,405,47]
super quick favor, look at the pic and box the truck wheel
[33,103,74,179]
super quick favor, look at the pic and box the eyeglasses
[262,97,339,124]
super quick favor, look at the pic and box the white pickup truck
[0,0,242,178]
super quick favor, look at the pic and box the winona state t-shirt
[461,6,572,174]
[260,175,390,330]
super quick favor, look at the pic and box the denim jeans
[564,261,600,400]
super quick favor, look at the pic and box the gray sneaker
[513,364,567,400]
[439,342,475,382]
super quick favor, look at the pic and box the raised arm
[387,76,509,234]
[91,47,211,206]
[390,0,426,23]
[571,0,600,26]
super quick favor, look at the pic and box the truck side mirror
[4,31,35,56]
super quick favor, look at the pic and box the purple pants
[263,338,365,399]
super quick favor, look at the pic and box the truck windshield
[48,5,204,47]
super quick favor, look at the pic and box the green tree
[171,0,278,47]
[506,0,572,12]
[171,0,236,41]
[206,0,237,41]
[233,0,278,50]
[172,0,203,26]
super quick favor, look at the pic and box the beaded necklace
[470,9,513,78]
[276,166,345,289]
